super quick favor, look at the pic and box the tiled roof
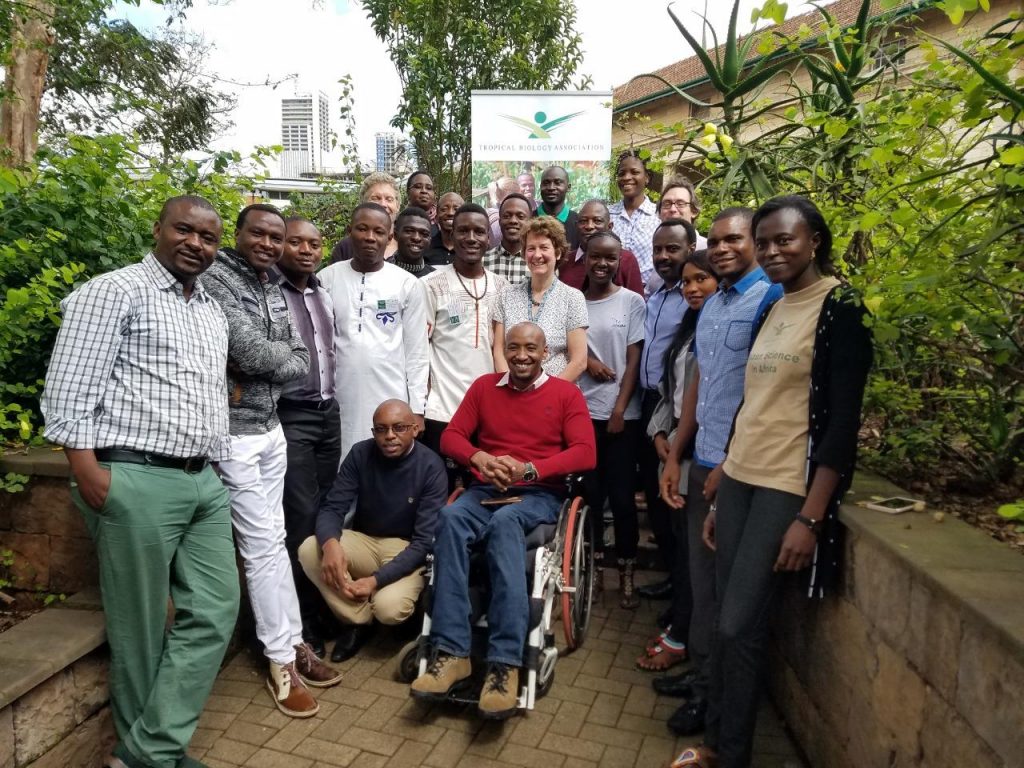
[613,0,922,109]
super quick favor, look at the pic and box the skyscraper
[375,131,401,174]
[281,91,330,179]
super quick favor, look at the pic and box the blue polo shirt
[693,266,781,467]
[640,282,687,391]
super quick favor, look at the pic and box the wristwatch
[794,513,820,535]
[522,462,538,482]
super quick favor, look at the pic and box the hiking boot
[478,663,518,719]
[409,651,471,700]
[295,642,344,688]
[618,558,640,609]
[267,661,319,718]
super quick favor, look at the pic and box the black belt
[278,397,336,412]
[94,448,209,474]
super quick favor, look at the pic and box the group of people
[40,151,872,768]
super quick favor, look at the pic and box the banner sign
[470,90,613,210]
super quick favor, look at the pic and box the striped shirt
[42,253,231,460]
[609,196,660,287]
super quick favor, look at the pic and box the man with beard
[423,191,464,265]
[556,198,644,295]
[482,192,531,285]
[319,203,430,462]
[42,196,239,767]
[202,204,343,718]
[535,165,579,252]
[389,206,435,278]
[423,203,509,490]
[275,217,340,658]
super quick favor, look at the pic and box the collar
[574,246,585,263]
[540,201,570,223]
[272,267,321,293]
[143,253,210,300]
[496,370,550,391]
[615,196,657,217]
[723,265,768,295]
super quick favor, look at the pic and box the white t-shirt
[423,265,508,422]
[495,278,588,377]
[579,289,646,420]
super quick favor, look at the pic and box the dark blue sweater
[315,439,447,587]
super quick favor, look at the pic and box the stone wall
[769,474,1023,768]
[0,451,95,594]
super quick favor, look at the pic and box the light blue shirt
[693,266,781,467]
[640,282,686,391]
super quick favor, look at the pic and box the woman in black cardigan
[672,196,873,768]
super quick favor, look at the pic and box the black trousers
[279,400,342,630]
[684,463,715,693]
[582,419,640,560]
[422,418,469,495]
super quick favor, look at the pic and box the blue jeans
[430,485,560,666]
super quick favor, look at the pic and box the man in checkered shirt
[41,195,239,768]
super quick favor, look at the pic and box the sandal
[669,746,719,767]
[636,634,687,671]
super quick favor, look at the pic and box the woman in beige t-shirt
[675,196,872,768]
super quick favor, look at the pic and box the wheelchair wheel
[393,639,420,683]
[560,498,595,650]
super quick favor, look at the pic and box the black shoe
[667,697,707,736]
[637,579,673,600]
[330,624,373,663]
[652,668,699,697]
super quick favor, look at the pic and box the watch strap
[795,513,819,534]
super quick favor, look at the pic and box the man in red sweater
[410,322,596,718]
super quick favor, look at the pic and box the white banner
[471,90,613,162]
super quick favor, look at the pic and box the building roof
[613,0,923,110]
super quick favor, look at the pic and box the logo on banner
[500,110,584,139]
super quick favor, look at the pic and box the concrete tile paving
[191,574,807,768]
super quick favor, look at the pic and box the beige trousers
[298,530,424,626]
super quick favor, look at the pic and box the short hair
[453,202,489,225]
[236,203,285,232]
[579,198,610,218]
[395,206,431,228]
[656,217,697,246]
[584,230,622,253]
[541,165,568,178]
[284,215,317,229]
[499,193,532,212]
[521,216,569,256]
[616,149,649,174]
[660,176,701,215]
[351,201,391,223]
[359,172,401,206]
[158,195,218,222]
[751,195,836,275]
[405,170,432,190]
[712,206,755,226]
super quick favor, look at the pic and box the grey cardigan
[201,249,309,435]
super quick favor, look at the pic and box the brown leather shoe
[409,652,471,699]
[267,661,319,717]
[295,642,344,688]
[478,664,518,719]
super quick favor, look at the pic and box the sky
[113,0,821,173]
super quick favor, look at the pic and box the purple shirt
[278,271,336,401]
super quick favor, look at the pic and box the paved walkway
[188,575,806,768]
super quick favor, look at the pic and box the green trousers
[72,462,239,768]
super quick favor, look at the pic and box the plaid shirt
[42,253,231,460]
[609,196,660,287]
[482,244,528,285]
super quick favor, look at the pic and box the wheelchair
[393,479,596,712]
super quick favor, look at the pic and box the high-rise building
[375,131,401,174]
[281,91,330,179]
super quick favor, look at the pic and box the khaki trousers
[298,530,424,625]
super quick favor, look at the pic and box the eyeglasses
[661,199,694,211]
[371,423,416,435]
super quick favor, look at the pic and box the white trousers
[219,426,302,665]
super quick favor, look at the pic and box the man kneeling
[299,400,447,662]
[410,322,596,718]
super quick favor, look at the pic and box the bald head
[507,322,546,346]
[373,399,414,423]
